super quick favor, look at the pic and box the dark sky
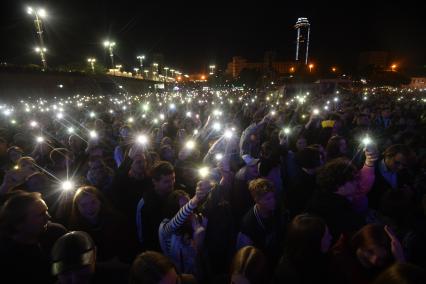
[1,0,425,74]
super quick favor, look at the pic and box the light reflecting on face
[356,245,389,268]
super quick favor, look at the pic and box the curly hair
[316,158,357,193]
[248,178,275,201]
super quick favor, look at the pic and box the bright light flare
[89,130,98,139]
[136,134,148,145]
[185,140,196,150]
[61,180,74,191]
[198,167,210,179]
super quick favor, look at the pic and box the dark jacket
[307,191,365,240]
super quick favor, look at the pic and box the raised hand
[384,225,405,262]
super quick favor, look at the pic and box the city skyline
[0,1,425,73]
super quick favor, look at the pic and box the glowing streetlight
[27,6,47,69]
[163,67,169,82]
[308,63,314,72]
[103,40,116,68]
[87,58,96,73]
[36,136,44,143]
[331,67,337,72]
[137,55,145,74]
[215,153,223,161]
[391,64,397,72]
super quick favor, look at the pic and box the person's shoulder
[241,207,256,227]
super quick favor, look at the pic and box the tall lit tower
[27,7,47,69]
[294,17,310,65]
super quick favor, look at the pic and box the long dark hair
[68,185,114,229]
[162,190,193,237]
[284,214,327,266]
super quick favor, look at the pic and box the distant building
[225,56,294,78]
[406,77,426,89]
[358,51,391,70]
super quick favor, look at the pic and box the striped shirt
[158,199,197,273]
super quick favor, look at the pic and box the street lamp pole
[87,58,96,73]
[27,7,47,69]
[103,40,116,68]
[164,67,169,82]
[137,55,145,76]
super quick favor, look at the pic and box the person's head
[285,214,332,264]
[151,161,175,196]
[86,158,114,187]
[248,178,276,212]
[70,186,106,223]
[51,231,96,284]
[160,145,175,163]
[381,108,392,119]
[0,137,8,156]
[295,147,323,173]
[295,136,308,152]
[119,125,132,140]
[163,190,190,220]
[17,156,37,172]
[230,246,267,284]
[129,251,180,284]
[373,263,426,284]
[25,172,48,193]
[356,114,370,127]
[326,135,348,161]
[69,135,86,154]
[50,148,74,169]
[0,190,50,240]
[351,224,393,269]
[7,146,24,163]
[316,158,359,197]
[383,144,410,173]
[129,154,148,178]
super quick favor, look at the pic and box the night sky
[1,0,425,74]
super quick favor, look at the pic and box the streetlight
[144,69,149,79]
[164,67,169,82]
[209,65,216,75]
[103,40,116,68]
[308,63,314,72]
[137,55,145,75]
[152,63,159,80]
[331,66,337,72]
[391,64,397,72]
[133,67,139,76]
[87,58,96,73]
[27,6,47,69]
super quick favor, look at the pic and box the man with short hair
[236,178,286,266]
[0,191,67,283]
[368,144,412,209]
[137,161,176,252]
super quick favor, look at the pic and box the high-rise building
[295,17,310,65]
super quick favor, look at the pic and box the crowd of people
[0,86,425,283]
